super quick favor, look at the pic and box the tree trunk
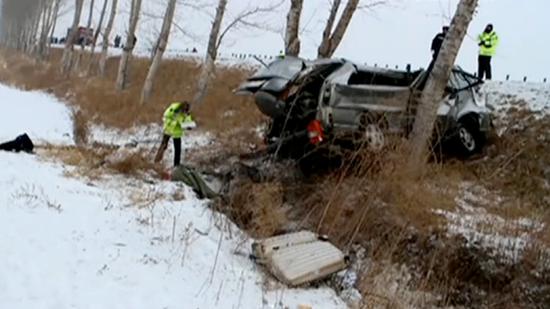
[318,0,341,58]
[407,0,478,174]
[140,0,177,104]
[85,0,95,46]
[37,0,57,60]
[284,0,303,57]
[62,0,84,73]
[192,0,227,106]
[98,0,118,77]
[47,0,62,53]
[26,2,43,54]
[318,0,359,59]
[87,0,109,74]
[115,0,141,91]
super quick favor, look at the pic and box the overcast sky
[53,0,549,81]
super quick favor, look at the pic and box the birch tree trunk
[284,0,303,57]
[317,0,359,59]
[47,0,62,52]
[98,0,118,77]
[35,0,49,57]
[407,0,478,173]
[115,0,141,91]
[140,0,177,104]
[85,0,95,45]
[192,0,227,106]
[62,0,84,73]
[318,0,341,58]
[26,3,43,54]
[87,0,109,74]
[37,0,58,60]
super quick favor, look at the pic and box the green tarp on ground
[171,165,218,199]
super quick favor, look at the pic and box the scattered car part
[252,231,347,286]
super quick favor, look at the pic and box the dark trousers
[478,55,492,80]
[154,134,182,166]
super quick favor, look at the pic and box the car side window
[448,72,461,89]
[453,72,470,89]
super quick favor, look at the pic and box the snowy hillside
[483,80,550,114]
[0,84,345,309]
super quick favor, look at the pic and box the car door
[327,66,410,132]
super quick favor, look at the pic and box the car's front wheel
[456,115,485,157]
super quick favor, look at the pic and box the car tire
[456,115,485,157]
[359,113,386,151]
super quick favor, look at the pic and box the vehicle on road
[236,57,491,159]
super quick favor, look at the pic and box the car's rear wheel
[456,115,485,157]
[358,113,386,151]
[364,124,385,151]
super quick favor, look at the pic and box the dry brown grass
[224,181,289,238]
[0,48,264,135]
[41,144,164,179]
[71,108,90,146]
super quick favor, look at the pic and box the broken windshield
[251,57,305,80]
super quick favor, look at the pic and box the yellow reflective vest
[478,31,499,57]
[163,102,193,138]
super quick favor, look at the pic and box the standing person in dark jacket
[431,26,449,60]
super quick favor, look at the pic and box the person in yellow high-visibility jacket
[154,101,194,166]
[478,24,499,80]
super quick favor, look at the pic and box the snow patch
[0,83,73,145]
[435,183,545,264]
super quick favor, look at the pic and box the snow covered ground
[483,80,550,115]
[0,84,74,145]
[0,84,346,309]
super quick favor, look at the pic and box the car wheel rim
[459,127,475,151]
[365,124,385,151]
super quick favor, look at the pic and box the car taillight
[307,120,324,145]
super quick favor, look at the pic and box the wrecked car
[236,57,491,159]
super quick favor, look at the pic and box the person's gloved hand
[478,41,484,46]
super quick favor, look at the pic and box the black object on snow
[0,134,34,153]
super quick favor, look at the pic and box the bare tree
[85,0,95,45]
[86,0,109,74]
[192,0,227,106]
[192,0,281,106]
[115,0,142,91]
[34,0,65,60]
[98,0,118,77]
[61,0,84,73]
[48,0,62,50]
[285,0,303,56]
[72,0,95,71]
[1,0,43,52]
[318,0,356,58]
[35,0,53,58]
[140,0,177,104]
[46,0,63,55]
[317,0,386,58]
[408,0,478,173]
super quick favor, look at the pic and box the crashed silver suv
[236,57,491,158]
